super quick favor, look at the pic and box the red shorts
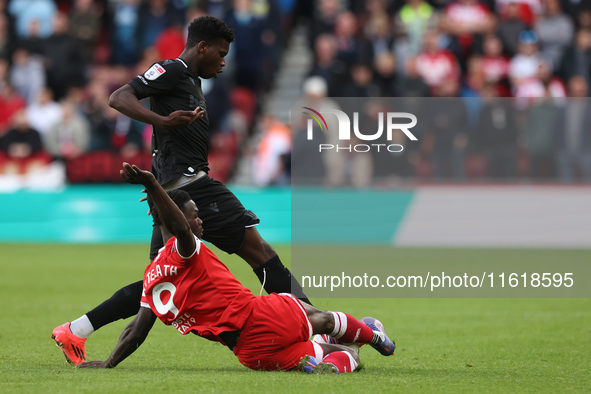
[233,293,323,371]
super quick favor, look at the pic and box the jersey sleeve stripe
[175,235,201,259]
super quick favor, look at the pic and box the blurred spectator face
[506,2,520,19]
[65,87,84,106]
[366,0,387,15]
[422,30,439,52]
[575,29,591,51]
[466,56,485,91]
[74,0,93,12]
[466,55,483,74]
[335,12,358,38]
[315,34,337,63]
[186,7,207,26]
[53,12,69,35]
[578,9,591,29]
[0,14,7,34]
[12,48,30,65]
[537,61,553,83]
[233,0,252,13]
[366,13,390,39]
[517,30,539,56]
[482,82,498,98]
[519,42,538,55]
[61,101,76,121]
[27,19,41,38]
[407,0,424,7]
[405,57,420,77]
[149,0,167,10]
[0,57,8,79]
[543,0,561,16]
[12,110,29,131]
[467,70,485,92]
[374,52,397,77]
[568,76,588,97]
[38,88,54,105]
[435,79,459,97]
[351,64,373,86]
[483,34,503,57]
[319,0,340,20]
[87,77,109,103]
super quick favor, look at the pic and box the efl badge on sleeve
[145,63,166,80]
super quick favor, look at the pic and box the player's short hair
[149,190,192,226]
[186,16,235,48]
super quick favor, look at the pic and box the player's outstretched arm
[109,84,204,130]
[120,162,196,257]
[77,307,157,369]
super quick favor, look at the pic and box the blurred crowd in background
[288,0,591,186]
[0,0,295,189]
[0,0,590,190]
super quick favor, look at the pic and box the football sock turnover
[329,312,379,344]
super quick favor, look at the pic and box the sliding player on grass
[51,16,310,366]
[75,163,395,374]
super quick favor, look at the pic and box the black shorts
[149,175,260,259]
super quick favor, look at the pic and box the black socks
[253,255,312,305]
[86,280,143,330]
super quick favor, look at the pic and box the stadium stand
[0,0,591,188]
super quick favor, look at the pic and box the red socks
[329,312,375,344]
[322,351,358,373]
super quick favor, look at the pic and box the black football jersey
[129,58,210,185]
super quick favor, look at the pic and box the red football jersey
[140,236,256,344]
[415,50,461,89]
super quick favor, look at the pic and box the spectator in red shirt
[481,33,511,95]
[0,80,26,136]
[414,29,461,93]
[441,0,496,61]
[153,22,186,60]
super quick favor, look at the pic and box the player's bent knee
[307,308,334,334]
[320,343,360,363]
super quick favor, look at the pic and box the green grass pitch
[0,243,589,393]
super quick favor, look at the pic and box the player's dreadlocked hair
[149,189,192,227]
[186,16,235,48]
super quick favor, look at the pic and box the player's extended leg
[237,226,312,305]
[84,280,143,330]
[53,227,161,365]
[301,302,396,356]
[52,280,143,365]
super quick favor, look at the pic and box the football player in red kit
[77,163,395,374]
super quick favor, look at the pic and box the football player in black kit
[51,16,310,366]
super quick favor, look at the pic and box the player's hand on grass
[76,361,111,369]
[159,107,204,129]
[120,162,156,186]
